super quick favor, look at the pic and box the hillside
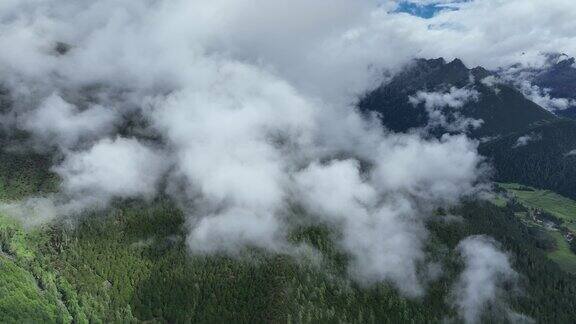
[480,119,576,200]
[1,149,576,322]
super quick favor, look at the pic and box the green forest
[1,148,576,323]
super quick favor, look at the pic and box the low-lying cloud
[513,133,541,148]
[0,0,550,318]
[451,236,531,324]
[409,87,482,132]
[21,93,120,150]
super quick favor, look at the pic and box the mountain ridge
[359,57,556,138]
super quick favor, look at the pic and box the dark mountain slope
[360,58,555,138]
[480,118,576,199]
[533,54,576,118]
[535,55,576,100]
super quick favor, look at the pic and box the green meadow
[498,183,576,232]
[496,183,576,273]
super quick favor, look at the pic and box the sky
[395,1,467,18]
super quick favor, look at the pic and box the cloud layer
[0,0,561,318]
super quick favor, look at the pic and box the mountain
[533,54,576,118]
[500,53,576,118]
[534,54,576,99]
[359,58,555,138]
[361,54,576,213]
[480,118,576,200]
[361,57,576,202]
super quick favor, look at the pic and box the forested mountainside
[2,154,576,323]
[480,118,576,200]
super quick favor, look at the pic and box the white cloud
[409,87,479,110]
[491,58,576,112]
[480,76,502,93]
[21,92,119,149]
[450,236,529,324]
[0,196,60,228]
[409,87,482,132]
[513,133,541,148]
[294,160,425,295]
[54,137,168,208]
[293,134,485,296]
[3,0,566,303]
[517,81,576,112]
[372,134,485,202]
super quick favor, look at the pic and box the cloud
[2,137,168,223]
[144,59,487,295]
[513,133,541,148]
[20,92,119,149]
[480,75,502,92]
[450,235,530,324]
[3,0,565,304]
[294,159,426,296]
[497,65,576,112]
[0,196,61,228]
[565,149,576,156]
[53,137,168,209]
[409,87,479,110]
[516,82,576,112]
[486,57,576,113]
[293,134,485,296]
[409,87,482,132]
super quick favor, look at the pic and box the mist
[451,236,531,324]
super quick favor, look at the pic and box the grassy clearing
[548,232,576,273]
[496,183,576,273]
[498,183,576,231]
